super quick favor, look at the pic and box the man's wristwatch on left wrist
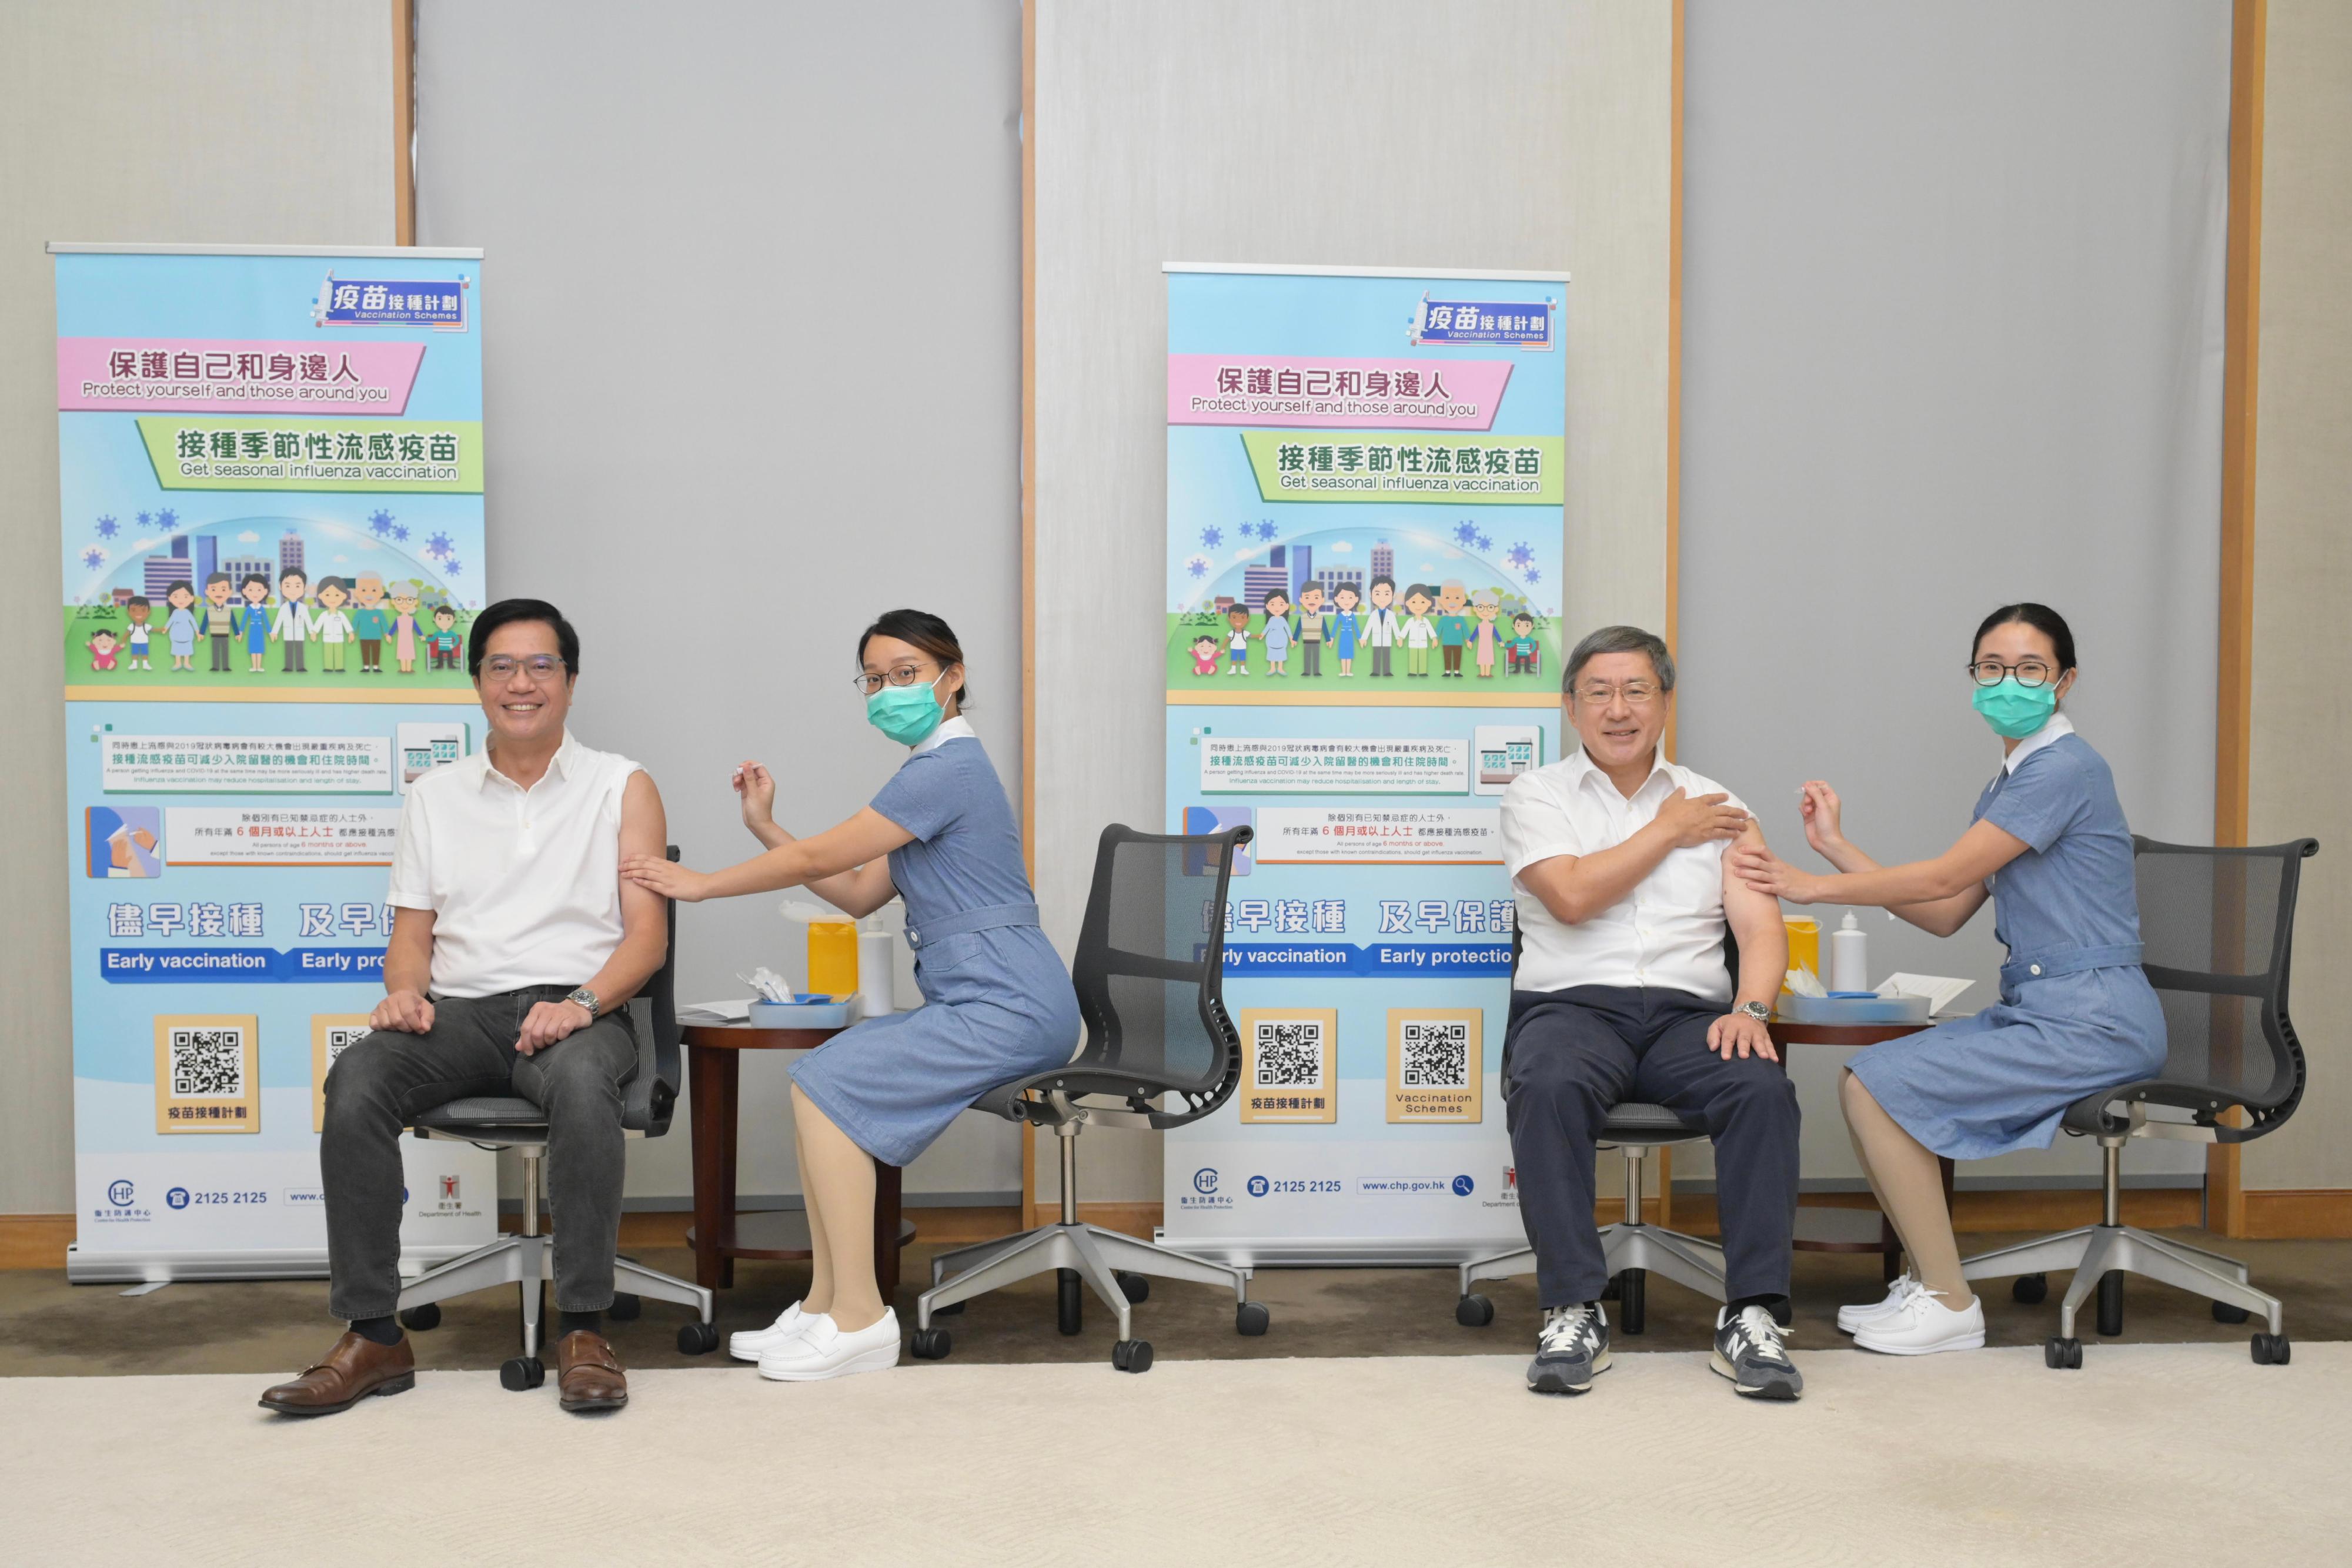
[1735,1000,1772,1024]
[564,985,601,1021]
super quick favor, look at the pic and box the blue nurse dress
[1847,723,2166,1160]
[790,723,1081,1166]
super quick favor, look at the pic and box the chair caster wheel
[1456,1294,1495,1328]
[2252,1332,2290,1365]
[911,1328,951,1360]
[607,1293,641,1322]
[1115,1270,1150,1303]
[2211,1300,2250,1324]
[675,1321,719,1355]
[397,1303,440,1332]
[1237,1300,1270,1336]
[930,1298,965,1316]
[1111,1339,1153,1373]
[500,1356,545,1390]
[2012,1273,2048,1305]
[2043,1337,2082,1370]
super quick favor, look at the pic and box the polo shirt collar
[479,730,579,790]
[2002,711,2075,775]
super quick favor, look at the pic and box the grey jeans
[320,985,637,1319]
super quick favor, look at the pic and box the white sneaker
[757,1307,901,1382]
[728,1301,825,1362]
[1836,1272,1920,1335]
[1852,1286,1986,1356]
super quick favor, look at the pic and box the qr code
[1254,1020,1324,1088]
[323,1026,368,1073]
[1400,1020,1470,1088]
[171,1027,246,1097]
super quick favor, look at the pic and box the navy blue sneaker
[1527,1302,1611,1395]
[1712,1304,1803,1400]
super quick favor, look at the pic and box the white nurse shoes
[1836,1271,1920,1335]
[1852,1285,1987,1355]
[757,1307,902,1382]
[729,1301,824,1362]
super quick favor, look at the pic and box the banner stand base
[1152,1230,1529,1270]
[65,1241,494,1286]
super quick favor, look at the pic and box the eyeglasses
[480,655,566,683]
[852,661,939,697]
[1572,680,1661,706]
[1967,658,2057,688]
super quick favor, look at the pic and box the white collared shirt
[914,714,977,755]
[2001,710,2074,774]
[386,731,643,998]
[1499,748,1749,1002]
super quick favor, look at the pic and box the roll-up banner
[52,245,497,1282]
[1160,264,1569,1265]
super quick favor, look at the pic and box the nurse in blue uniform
[623,609,1078,1382]
[1730,604,2163,1357]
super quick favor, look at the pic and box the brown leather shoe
[554,1329,628,1413]
[259,1331,416,1417]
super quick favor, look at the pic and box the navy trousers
[1503,985,1800,1307]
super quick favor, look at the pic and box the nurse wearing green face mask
[1729,603,2164,1358]
[621,609,1078,1382]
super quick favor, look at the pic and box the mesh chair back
[1061,823,1250,1129]
[2130,836,2316,1139]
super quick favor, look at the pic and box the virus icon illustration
[1186,556,1211,579]
[95,515,119,540]
[1452,520,1478,546]
[1200,526,1223,549]
[391,524,410,543]
[368,510,395,537]
[135,511,153,529]
[1504,541,1535,570]
[425,531,455,559]
[82,546,109,571]
[1522,567,1542,586]
[155,509,178,530]
[440,556,463,578]
[1474,531,1494,553]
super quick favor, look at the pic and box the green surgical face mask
[867,675,946,747]
[1972,676,2057,740]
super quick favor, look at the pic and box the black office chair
[391,847,719,1389]
[909,824,1268,1373]
[1961,836,2317,1369]
[1455,928,1756,1333]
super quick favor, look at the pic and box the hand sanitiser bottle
[1829,911,1869,994]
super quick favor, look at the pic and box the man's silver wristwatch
[1735,1000,1772,1024]
[564,985,601,1021]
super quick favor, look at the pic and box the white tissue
[737,965,796,1003]
[1783,967,1828,999]
[1875,972,1975,1016]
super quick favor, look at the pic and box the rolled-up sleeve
[385,790,435,910]
[1501,774,1581,878]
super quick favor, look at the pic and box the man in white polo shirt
[1499,625,1800,1401]
[262,599,669,1420]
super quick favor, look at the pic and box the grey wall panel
[1033,0,1675,1201]
[0,1,396,1213]
[1678,0,2230,1183]
[415,0,1024,1200]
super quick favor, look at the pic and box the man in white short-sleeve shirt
[1498,626,1799,1401]
[263,600,669,1422]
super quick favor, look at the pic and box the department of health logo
[166,1187,191,1209]
[1451,1174,1476,1197]
[1247,1175,1269,1198]
[106,1179,135,1207]
[1192,1168,1220,1195]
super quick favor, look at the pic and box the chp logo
[106,1179,136,1208]
[1178,1166,1232,1211]
[93,1177,151,1223]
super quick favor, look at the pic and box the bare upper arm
[1720,821,1785,943]
[617,770,670,940]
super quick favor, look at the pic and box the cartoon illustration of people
[273,567,313,672]
[1294,583,1328,677]
[123,596,154,671]
[389,586,422,674]
[1330,582,1363,677]
[312,577,355,672]
[1226,605,1252,675]
[235,573,273,672]
[1190,633,1221,677]
[163,581,199,671]
[350,572,389,674]
[1505,611,1540,675]
[1471,588,1503,678]
[88,628,120,671]
[202,571,236,672]
[1401,583,1437,677]
[1435,579,1470,678]
[426,603,465,670]
[1364,574,1401,678]
[1257,587,1294,676]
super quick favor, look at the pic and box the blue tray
[748,997,857,1029]
[1775,993,1932,1026]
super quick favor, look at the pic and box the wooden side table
[681,1023,918,1300]
[1771,1020,1954,1282]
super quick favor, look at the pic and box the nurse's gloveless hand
[734,760,776,829]
[620,854,714,902]
[1799,780,1846,855]
[1730,843,1818,904]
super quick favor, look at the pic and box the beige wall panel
[0,2,395,1212]
[2245,0,2352,1191]
[1033,0,1672,1201]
